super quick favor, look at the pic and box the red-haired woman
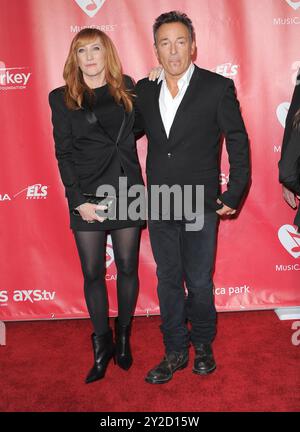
[49,29,145,383]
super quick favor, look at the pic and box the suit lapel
[152,80,168,139]
[167,67,200,141]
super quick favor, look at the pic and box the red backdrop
[0,0,299,321]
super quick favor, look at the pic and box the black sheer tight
[73,227,141,336]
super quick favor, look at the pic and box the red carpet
[0,311,299,412]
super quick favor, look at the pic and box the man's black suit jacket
[135,65,250,213]
[279,72,300,227]
[281,71,300,156]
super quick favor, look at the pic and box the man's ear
[154,43,159,61]
[191,40,196,56]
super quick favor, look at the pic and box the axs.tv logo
[0,290,56,304]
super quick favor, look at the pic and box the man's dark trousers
[148,212,219,354]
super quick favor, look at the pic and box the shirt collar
[157,62,195,88]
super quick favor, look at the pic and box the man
[135,11,250,384]
[280,71,300,209]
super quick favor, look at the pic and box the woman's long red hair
[63,28,133,111]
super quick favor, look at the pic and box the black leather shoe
[145,351,189,384]
[85,329,116,384]
[115,317,133,370]
[192,343,216,375]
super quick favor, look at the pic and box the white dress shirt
[158,62,195,138]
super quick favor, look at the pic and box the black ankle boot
[145,350,189,384]
[85,328,115,384]
[115,317,133,370]
[193,343,216,375]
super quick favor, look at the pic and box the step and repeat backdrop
[0,0,299,321]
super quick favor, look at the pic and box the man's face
[155,22,195,79]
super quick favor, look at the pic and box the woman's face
[76,37,106,80]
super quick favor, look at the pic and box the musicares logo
[285,0,300,10]
[278,224,300,258]
[106,235,114,268]
[276,102,290,128]
[75,0,106,18]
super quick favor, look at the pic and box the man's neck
[164,63,192,98]
[165,76,178,95]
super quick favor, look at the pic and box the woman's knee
[115,257,138,277]
[82,264,104,283]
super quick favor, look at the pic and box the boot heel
[115,317,133,370]
[178,360,189,370]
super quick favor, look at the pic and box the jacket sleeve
[279,129,300,196]
[133,80,145,138]
[217,79,250,209]
[281,71,300,157]
[49,89,87,212]
[123,75,145,138]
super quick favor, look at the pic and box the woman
[49,28,145,384]
[279,107,300,231]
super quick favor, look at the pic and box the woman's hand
[148,66,162,81]
[77,202,108,223]
[282,185,297,209]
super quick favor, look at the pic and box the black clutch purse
[73,194,117,219]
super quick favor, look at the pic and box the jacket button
[167,152,172,158]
